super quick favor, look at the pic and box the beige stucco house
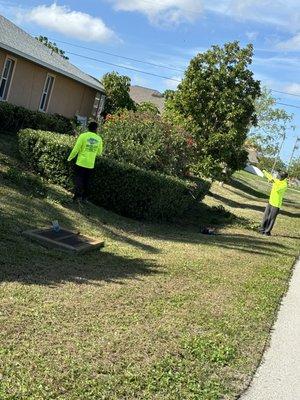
[0,15,105,121]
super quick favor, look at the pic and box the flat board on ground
[24,228,105,253]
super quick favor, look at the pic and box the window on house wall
[92,92,105,120]
[39,74,55,112]
[0,57,16,101]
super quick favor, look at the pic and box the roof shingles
[129,85,165,112]
[0,15,104,92]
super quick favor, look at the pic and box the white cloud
[246,31,259,41]
[254,55,300,69]
[283,83,300,96]
[21,3,116,43]
[109,0,203,25]
[204,0,300,52]
[277,33,300,51]
[209,0,300,31]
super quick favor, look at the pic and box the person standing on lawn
[67,121,103,202]
[259,170,288,236]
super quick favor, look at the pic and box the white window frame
[39,73,55,112]
[0,55,17,101]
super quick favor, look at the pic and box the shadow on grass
[230,177,299,206]
[0,236,160,287]
[146,231,291,256]
[0,132,296,284]
[1,177,291,289]
[273,234,300,240]
[74,201,292,257]
[0,177,161,286]
[227,178,298,207]
[0,208,161,286]
[209,192,300,219]
[230,177,269,200]
[100,224,161,254]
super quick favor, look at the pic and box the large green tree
[101,72,136,115]
[36,36,69,60]
[250,87,295,161]
[164,42,261,180]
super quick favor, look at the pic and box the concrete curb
[240,258,300,400]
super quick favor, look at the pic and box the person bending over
[259,170,288,236]
[68,121,103,203]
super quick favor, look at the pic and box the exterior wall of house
[0,48,98,119]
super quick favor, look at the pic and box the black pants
[260,204,280,234]
[74,166,92,201]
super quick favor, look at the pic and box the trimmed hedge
[0,102,73,135]
[18,129,211,221]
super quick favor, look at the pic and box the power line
[64,50,300,108]
[271,89,300,98]
[65,51,182,82]
[43,37,300,102]
[276,102,300,110]
[48,37,185,73]
[39,41,300,109]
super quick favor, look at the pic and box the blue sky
[1,0,300,161]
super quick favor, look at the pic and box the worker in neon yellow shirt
[259,170,288,236]
[68,121,103,202]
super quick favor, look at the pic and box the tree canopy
[250,87,295,158]
[101,72,136,115]
[164,41,261,180]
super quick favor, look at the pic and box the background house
[129,85,165,113]
[0,15,105,121]
[245,148,263,177]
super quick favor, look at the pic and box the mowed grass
[0,133,299,400]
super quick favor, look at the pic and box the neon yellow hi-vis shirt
[68,131,103,169]
[263,170,288,208]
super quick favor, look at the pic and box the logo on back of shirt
[86,138,99,152]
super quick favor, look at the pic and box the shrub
[102,110,194,177]
[18,129,210,221]
[0,102,74,135]
[136,102,160,115]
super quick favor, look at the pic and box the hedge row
[18,129,211,221]
[102,110,193,177]
[0,102,73,135]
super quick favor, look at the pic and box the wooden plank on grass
[24,228,105,254]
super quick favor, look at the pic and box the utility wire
[65,51,300,109]
[48,37,185,73]
[276,102,300,110]
[271,89,300,98]
[50,37,300,101]
[65,51,182,82]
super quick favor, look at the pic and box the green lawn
[0,132,299,400]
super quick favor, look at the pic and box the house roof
[129,85,165,112]
[0,15,104,92]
